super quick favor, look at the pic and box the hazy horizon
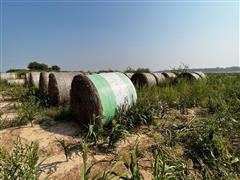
[0,1,239,72]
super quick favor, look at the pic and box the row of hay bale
[0,72,27,85]
[24,71,205,126]
[0,72,18,80]
[27,71,206,107]
[28,71,137,126]
[130,71,206,87]
[130,72,176,87]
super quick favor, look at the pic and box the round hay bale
[177,72,201,81]
[151,73,166,85]
[124,73,134,79]
[71,72,137,126]
[131,73,157,87]
[24,72,31,87]
[48,72,81,106]
[0,72,17,80]
[39,72,50,95]
[192,71,206,79]
[7,79,25,85]
[29,72,41,88]
[162,72,177,79]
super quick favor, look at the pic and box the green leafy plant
[152,150,177,180]
[0,137,50,179]
[114,139,144,180]
[17,95,40,127]
[108,120,128,148]
[84,115,103,145]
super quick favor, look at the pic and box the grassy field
[0,73,239,179]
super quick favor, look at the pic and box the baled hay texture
[24,72,30,87]
[131,73,157,87]
[48,72,81,106]
[0,73,17,80]
[124,73,134,79]
[162,72,177,79]
[39,72,50,95]
[70,74,103,125]
[151,73,166,85]
[192,71,207,79]
[177,72,201,81]
[7,79,25,85]
[29,72,41,88]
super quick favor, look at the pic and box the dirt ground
[0,97,203,179]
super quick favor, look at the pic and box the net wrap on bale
[7,79,25,85]
[124,73,134,79]
[71,72,137,126]
[0,73,17,80]
[48,72,80,106]
[39,72,50,95]
[192,71,206,79]
[162,72,177,79]
[131,73,157,87]
[151,73,166,85]
[29,72,41,88]
[178,72,201,81]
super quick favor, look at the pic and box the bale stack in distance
[192,71,206,79]
[0,72,17,80]
[151,73,166,85]
[162,72,177,79]
[71,72,137,126]
[48,72,81,106]
[7,79,25,85]
[177,72,201,81]
[29,72,41,88]
[131,73,157,87]
[39,72,50,96]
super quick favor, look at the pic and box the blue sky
[0,0,239,72]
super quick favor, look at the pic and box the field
[0,73,239,179]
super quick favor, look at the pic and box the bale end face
[177,72,201,82]
[131,73,149,87]
[48,73,60,106]
[70,74,103,126]
[39,72,49,95]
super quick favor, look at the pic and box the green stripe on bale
[89,74,117,124]
[70,72,137,126]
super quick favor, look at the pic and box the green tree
[135,67,151,73]
[50,65,61,72]
[28,61,48,71]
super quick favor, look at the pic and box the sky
[0,0,239,72]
